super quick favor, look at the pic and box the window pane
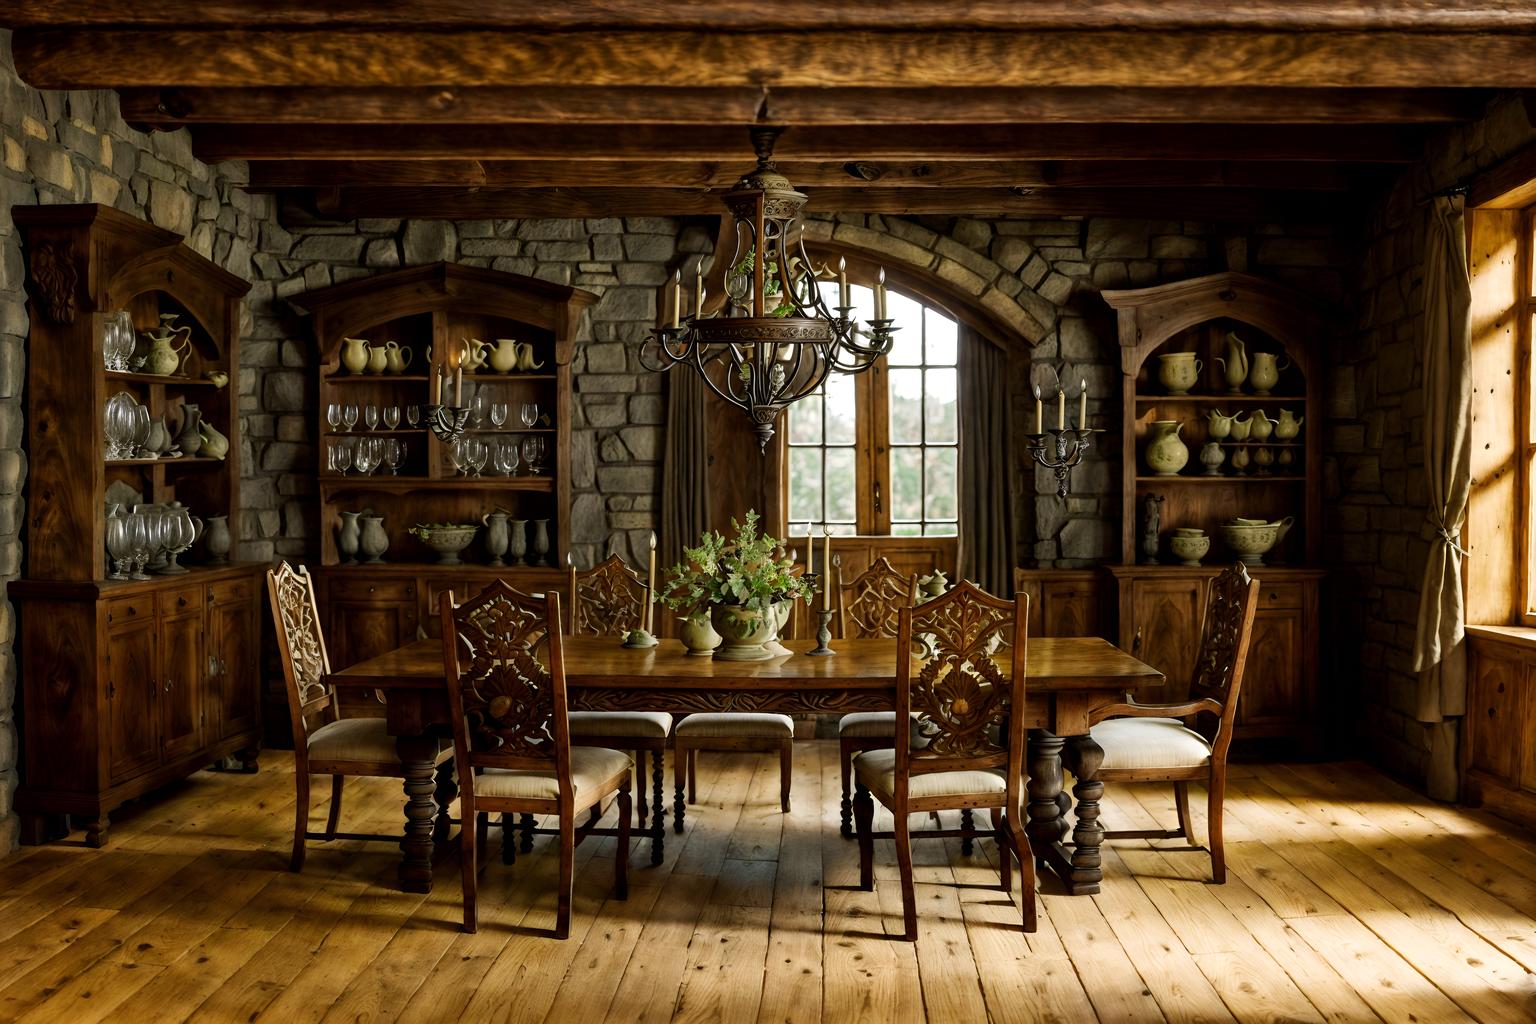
[788,393,821,445]
[890,446,923,523]
[825,447,858,524]
[925,368,958,444]
[888,290,923,338]
[789,447,822,524]
[824,372,857,446]
[886,315,923,366]
[924,522,958,537]
[889,368,923,444]
[925,447,958,521]
[892,522,923,537]
[925,309,958,366]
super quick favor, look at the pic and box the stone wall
[0,30,263,852]
[1330,93,1536,783]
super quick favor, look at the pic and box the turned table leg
[651,749,666,866]
[1025,730,1065,863]
[1063,733,1106,895]
[396,735,440,894]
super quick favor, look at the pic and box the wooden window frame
[1521,207,1536,625]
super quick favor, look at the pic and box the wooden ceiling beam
[14,28,1536,90]
[7,0,1532,32]
[245,158,1375,192]
[117,85,1485,128]
[192,123,1422,164]
[291,185,1352,221]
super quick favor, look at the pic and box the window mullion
[870,360,892,534]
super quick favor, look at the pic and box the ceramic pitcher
[1156,352,1202,395]
[1143,420,1189,476]
[459,338,490,371]
[1215,332,1249,394]
[175,403,204,457]
[508,519,529,565]
[142,314,192,376]
[1248,410,1275,441]
[204,514,231,564]
[482,510,510,567]
[384,341,412,374]
[360,514,389,564]
[487,339,520,373]
[340,337,371,374]
[365,345,389,375]
[1206,409,1234,439]
[1275,409,1304,439]
[1247,351,1290,395]
[1228,413,1253,441]
[338,511,362,565]
[515,343,545,372]
[198,419,230,460]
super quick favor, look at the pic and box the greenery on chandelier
[659,511,812,617]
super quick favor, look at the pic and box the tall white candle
[646,531,657,633]
[838,257,849,309]
[694,263,704,319]
[875,268,887,320]
[671,270,681,328]
[1078,379,1088,428]
[822,526,832,611]
[1034,385,1042,433]
[1056,388,1065,431]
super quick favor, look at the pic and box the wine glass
[521,436,540,475]
[364,404,380,431]
[470,391,490,429]
[519,402,538,429]
[383,404,401,430]
[466,437,489,478]
[326,402,342,433]
[490,401,508,428]
[126,511,152,580]
[405,404,421,428]
[342,403,359,432]
[333,440,353,475]
[449,439,468,477]
[357,437,381,476]
[106,511,131,579]
[383,439,402,475]
[493,440,515,477]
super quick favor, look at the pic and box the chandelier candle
[646,531,657,633]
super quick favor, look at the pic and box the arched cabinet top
[1101,272,1331,377]
[294,262,598,367]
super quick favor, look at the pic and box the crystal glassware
[353,437,379,476]
[105,508,131,579]
[470,391,489,429]
[521,435,540,475]
[493,440,516,477]
[342,403,359,431]
[383,404,401,430]
[125,511,152,580]
[383,439,402,475]
[466,437,489,477]
[406,404,421,428]
[333,440,353,475]
[490,401,508,428]
[326,402,342,432]
[364,404,380,431]
[519,402,538,429]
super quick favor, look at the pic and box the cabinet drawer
[328,578,416,602]
[159,585,202,615]
[103,596,151,626]
[1256,582,1304,610]
[207,578,254,606]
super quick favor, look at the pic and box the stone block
[571,430,596,488]
[600,434,629,462]
[515,219,582,241]
[584,343,628,373]
[1059,317,1105,361]
[990,237,1034,274]
[593,287,655,322]
[615,263,668,285]
[622,234,675,262]
[24,140,74,191]
[402,220,458,264]
[262,370,307,412]
[951,218,992,250]
[578,374,642,393]
[624,217,677,235]
[619,426,661,462]
[357,218,403,235]
[292,235,367,262]
[596,465,657,493]
[1037,272,1074,306]
[527,240,591,261]
[583,395,628,428]
[459,239,522,258]
[1084,219,1151,259]
[593,235,624,261]
[629,394,665,424]
[832,222,936,271]
[934,236,999,281]
[1151,235,1205,260]
[1058,518,1114,560]
[933,257,988,295]
[2,136,23,173]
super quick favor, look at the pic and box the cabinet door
[105,616,159,783]
[324,580,418,718]
[208,579,259,741]
[1040,581,1100,638]
[1123,578,1205,703]
[1238,605,1305,735]
[158,596,206,763]
[1469,647,1524,785]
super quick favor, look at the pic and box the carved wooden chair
[1089,562,1259,883]
[267,561,454,873]
[441,580,631,936]
[567,554,672,865]
[851,581,1034,940]
[833,556,918,837]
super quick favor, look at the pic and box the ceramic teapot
[198,419,230,460]
[340,337,371,374]
[384,341,412,374]
[1247,351,1291,395]
[1205,409,1235,439]
[516,343,545,372]
[459,338,490,372]
[142,314,193,376]
[1215,332,1249,394]
[487,339,520,373]
[1275,408,1304,440]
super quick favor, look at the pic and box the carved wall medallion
[28,241,79,325]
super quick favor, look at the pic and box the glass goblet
[406,404,421,428]
[467,438,489,478]
[521,436,540,475]
[326,402,342,432]
[490,401,508,428]
[364,404,380,431]
[333,441,353,475]
[383,440,402,475]
[342,403,359,431]
[470,392,489,429]
[519,402,538,429]
[383,405,401,430]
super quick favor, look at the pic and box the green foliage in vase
[659,510,811,617]
[731,249,798,318]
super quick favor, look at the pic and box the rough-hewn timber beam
[245,158,1375,192]
[117,86,1486,128]
[6,1,1531,32]
[191,123,1422,164]
[291,185,1354,221]
[13,29,1536,90]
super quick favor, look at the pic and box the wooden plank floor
[2,744,1535,1023]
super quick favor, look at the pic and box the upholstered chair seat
[675,713,794,739]
[476,747,633,803]
[837,712,897,738]
[306,718,452,766]
[673,712,796,821]
[1091,718,1214,771]
[568,711,674,739]
[852,749,1006,804]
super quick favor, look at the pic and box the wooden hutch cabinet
[293,264,595,685]
[12,205,264,846]
[1020,273,1329,753]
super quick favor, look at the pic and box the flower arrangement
[659,511,812,618]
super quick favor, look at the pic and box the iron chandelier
[641,126,898,451]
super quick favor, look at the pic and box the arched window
[785,279,959,537]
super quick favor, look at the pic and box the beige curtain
[1411,194,1472,803]
[660,367,709,570]
[958,327,1016,596]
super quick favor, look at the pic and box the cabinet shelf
[320,475,555,493]
[107,455,227,467]
[106,370,221,388]
[324,373,431,383]
[1136,393,1307,404]
[1135,475,1306,484]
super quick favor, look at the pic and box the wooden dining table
[328,634,1163,897]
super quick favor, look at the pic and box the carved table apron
[328,634,1162,896]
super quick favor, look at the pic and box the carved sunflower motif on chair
[910,591,1013,759]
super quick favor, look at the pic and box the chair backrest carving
[266,561,335,749]
[441,580,571,785]
[838,556,917,639]
[1188,563,1260,746]
[568,554,648,637]
[896,581,1028,800]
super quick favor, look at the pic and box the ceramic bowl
[1220,522,1281,565]
[1169,534,1212,566]
[410,524,479,565]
